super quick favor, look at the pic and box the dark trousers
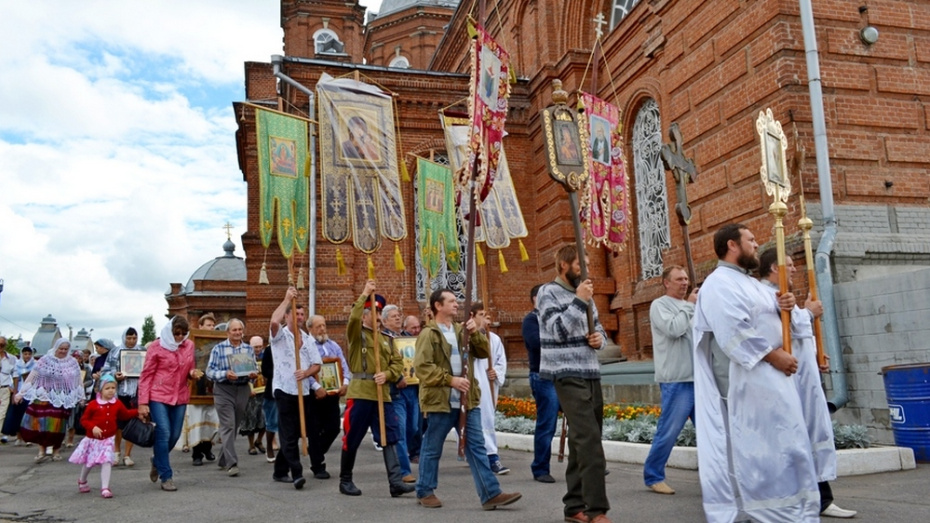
[274,390,315,480]
[341,398,398,471]
[554,377,609,518]
[309,393,341,473]
[819,481,834,513]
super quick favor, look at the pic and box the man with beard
[306,314,350,479]
[692,224,820,522]
[537,245,611,523]
[758,249,857,519]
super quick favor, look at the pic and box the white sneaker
[821,503,857,518]
[46,447,53,456]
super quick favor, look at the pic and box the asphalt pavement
[1,436,929,522]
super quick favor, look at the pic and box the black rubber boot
[339,450,361,496]
[383,444,415,497]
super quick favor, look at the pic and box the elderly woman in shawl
[14,338,85,462]
[138,316,201,492]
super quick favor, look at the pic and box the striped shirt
[206,339,253,385]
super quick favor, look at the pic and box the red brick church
[232,1,930,434]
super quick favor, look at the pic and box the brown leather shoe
[481,492,522,511]
[402,474,417,483]
[565,512,590,523]
[418,494,442,508]
[648,481,675,495]
[590,515,612,523]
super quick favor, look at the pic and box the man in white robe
[472,303,508,474]
[692,224,820,523]
[758,249,856,519]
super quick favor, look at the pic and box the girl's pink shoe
[78,480,90,493]
[101,488,113,499]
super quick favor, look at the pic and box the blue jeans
[149,401,187,482]
[643,382,695,486]
[415,408,501,504]
[390,384,420,476]
[530,372,560,477]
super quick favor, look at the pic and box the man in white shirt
[471,303,509,475]
[269,286,322,490]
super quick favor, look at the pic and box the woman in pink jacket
[138,317,202,492]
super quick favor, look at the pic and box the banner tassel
[400,159,411,183]
[498,250,509,273]
[259,262,270,285]
[367,255,375,280]
[336,248,347,276]
[296,267,305,289]
[519,239,529,262]
[476,243,486,266]
[394,243,406,272]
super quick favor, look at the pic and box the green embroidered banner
[255,106,311,258]
[417,158,459,278]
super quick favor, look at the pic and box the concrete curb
[493,432,917,477]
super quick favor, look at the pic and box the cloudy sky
[0,0,382,348]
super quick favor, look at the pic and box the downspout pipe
[271,54,317,316]
[798,1,847,411]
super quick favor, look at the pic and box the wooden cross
[593,12,608,40]
[660,122,698,285]
[223,221,234,240]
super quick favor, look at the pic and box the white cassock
[761,280,837,483]
[693,263,820,523]
[474,331,507,456]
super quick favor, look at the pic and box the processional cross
[660,123,698,285]
[223,221,234,240]
[593,12,608,40]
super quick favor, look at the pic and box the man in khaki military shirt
[338,280,414,499]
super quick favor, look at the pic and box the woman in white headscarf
[138,316,201,492]
[14,338,85,462]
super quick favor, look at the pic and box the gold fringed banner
[498,250,508,273]
[394,243,405,272]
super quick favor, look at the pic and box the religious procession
[4,1,930,522]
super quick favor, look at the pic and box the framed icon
[393,336,418,386]
[228,352,258,377]
[318,357,343,395]
[189,329,227,405]
[119,350,147,378]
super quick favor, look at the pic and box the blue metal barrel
[882,363,930,462]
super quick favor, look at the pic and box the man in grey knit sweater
[537,245,611,523]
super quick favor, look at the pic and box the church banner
[441,111,527,250]
[317,73,407,254]
[254,106,311,258]
[464,24,512,202]
[578,92,630,252]
[416,157,460,278]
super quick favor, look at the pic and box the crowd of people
[0,229,855,521]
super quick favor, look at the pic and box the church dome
[183,239,246,294]
[375,0,459,18]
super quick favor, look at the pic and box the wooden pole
[368,261,387,447]
[568,192,595,334]
[799,196,826,367]
[288,258,309,455]
[557,413,567,463]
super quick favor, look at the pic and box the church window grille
[314,29,345,55]
[610,0,642,30]
[632,98,670,281]
[388,56,410,69]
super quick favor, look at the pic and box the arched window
[388,56,410,69]
[632,98,670,280]
[413,152,475,302]
[610,0,643,30]
[314,29,345,55]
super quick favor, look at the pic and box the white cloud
[0,0,280,346]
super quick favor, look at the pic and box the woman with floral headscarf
[138,316,201,492]
[14,338,85,462]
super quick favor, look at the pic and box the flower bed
[495,395,870,449]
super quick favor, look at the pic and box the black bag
[121,418,156,448]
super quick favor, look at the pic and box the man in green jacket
[413,288,522,511]
[338,280,414,498]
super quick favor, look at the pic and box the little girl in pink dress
[69,374,138,498]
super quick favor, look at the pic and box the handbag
[121,417,156,448]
